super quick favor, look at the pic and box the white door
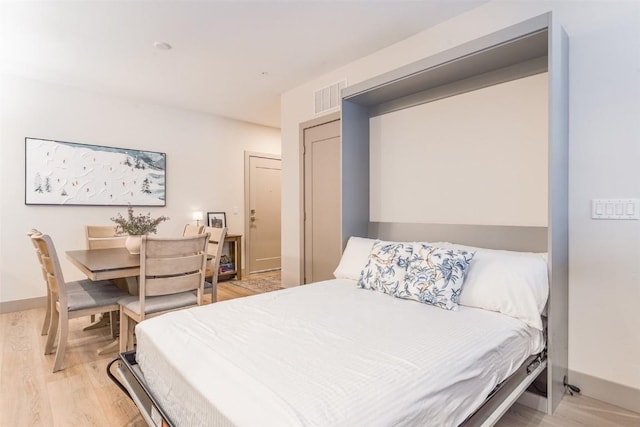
[246,154,281,273]
[303,119,342,283]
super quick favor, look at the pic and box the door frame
[244,151,282,275]
[299,112,341,284]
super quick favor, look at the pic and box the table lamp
[192,211,203,227]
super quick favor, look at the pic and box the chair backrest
[85,225,127,249]
[139,233,210,306]
[183,224,204,237]
[30,232,70,308]
[202,226,228,283]
[27,229,48,282]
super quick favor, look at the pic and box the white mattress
[135,279,544,427]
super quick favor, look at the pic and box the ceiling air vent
[314,80,347,115]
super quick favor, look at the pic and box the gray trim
[370,56,547,117]
[340,101,370,248]
[517,391,548,413]
[368,222,548,253]
[464,357,546,426]
[0,296,47,314]
[546,17,570,415]
[340,10,568,421]
[569,370,640,414]
[343,14,549,103]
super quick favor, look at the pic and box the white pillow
[333,237,377,280]
[397,243,475,311]
[357,241,413,295]
[434,242,549,330]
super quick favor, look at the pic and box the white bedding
[135,279,544,427]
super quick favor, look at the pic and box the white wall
[0,74,280,304]
[282,0,640,401]
[370,73,548,227]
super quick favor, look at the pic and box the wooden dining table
[66,247,140,295]
[66,247,145,354]
[66,245,214,354]
[66,247,216,294]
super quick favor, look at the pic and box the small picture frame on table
[207,212,226,228]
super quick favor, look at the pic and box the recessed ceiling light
[153,41,172,50]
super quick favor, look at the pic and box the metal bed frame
[108,348,547,427]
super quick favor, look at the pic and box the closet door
[303,119,341,283]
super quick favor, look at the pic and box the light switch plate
[592,199,640,220]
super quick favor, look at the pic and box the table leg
[235,237,242,280]
[122,277,139,295]
[96,312,120,354]
[97,339,119,355]
[83,313,110,331]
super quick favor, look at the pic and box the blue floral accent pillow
[397,243,475,310]
[358,241,413,295]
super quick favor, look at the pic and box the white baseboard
[0,296,46,314]
[569,370,640,414]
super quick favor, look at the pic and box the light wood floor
[1,273,638,426]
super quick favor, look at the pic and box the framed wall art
[25,137,166,206]
[207,212,226,228]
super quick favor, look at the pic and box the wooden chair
[183,224,204,236]
[118,233,210,352]
[30,231,129,372]
[85,225,127,249]
[85,225,127,324]
[27,229,52,335]
[203,226,228,303]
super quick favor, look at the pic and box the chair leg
[109,311,118,339]
[41,288,52,336]
[44,309,59,355]
[127,319,136,351]
[212,282,217,303]
[52,313,68,373]
[119,309,128,353]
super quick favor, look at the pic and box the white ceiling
[0,1,486,128]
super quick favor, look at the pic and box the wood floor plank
[0,310,54,426]
[93,383,146,427]
[218,279,257,300]
[494,391,640,427]
[554,394,640,427]
[47,374,106,426]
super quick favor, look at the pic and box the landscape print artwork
[25,138,166,206]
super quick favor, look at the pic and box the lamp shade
[192,211,203,221]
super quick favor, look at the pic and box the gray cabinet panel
[340,10,568,420]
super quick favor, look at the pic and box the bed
[111,238,549,427]
[109,13,568,424]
